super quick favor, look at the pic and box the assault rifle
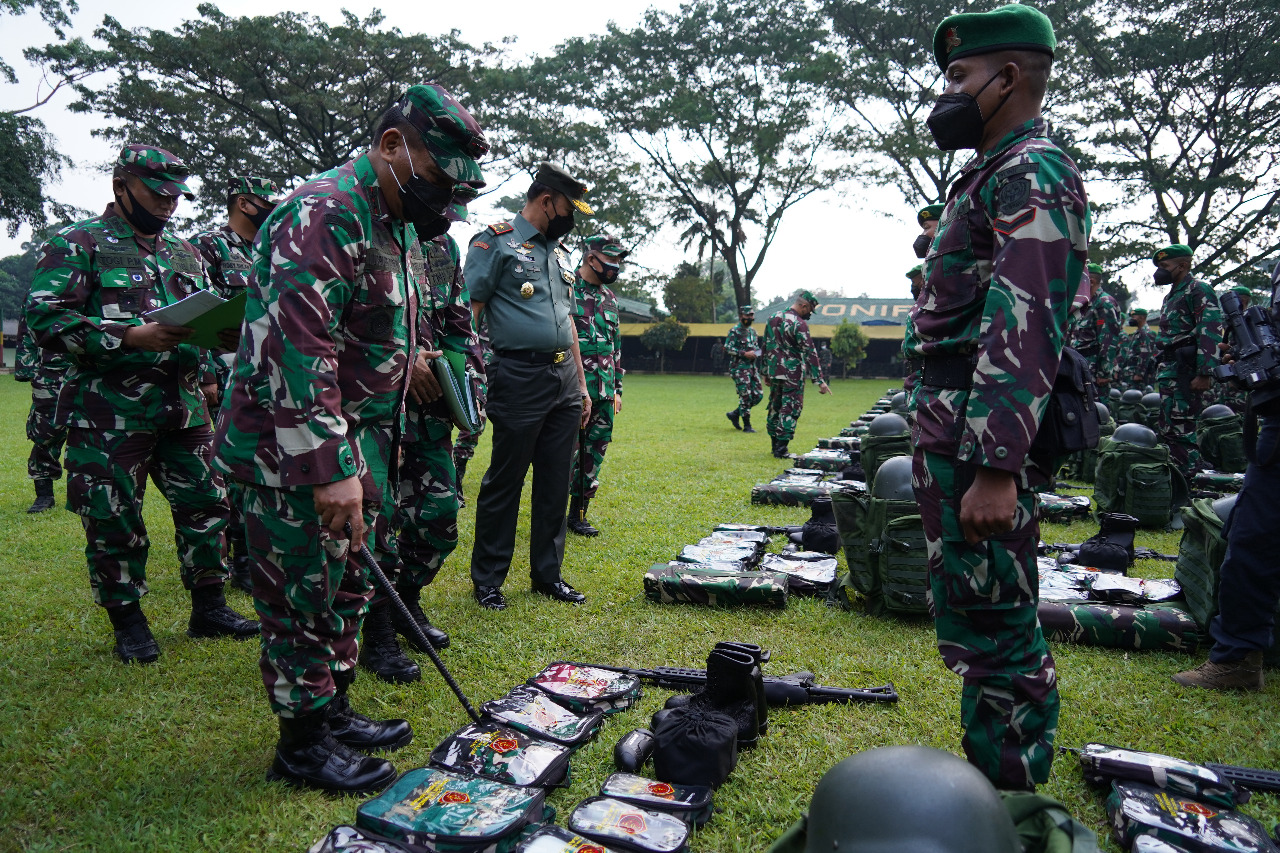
[570,661,898,706]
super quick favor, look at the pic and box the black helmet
[1121,389,1143,404]
[1095,401,1113,424]
[867,413,909,437]
[1201,404,1235,419]
[890,392,908,413]
[1109,388,1122,400]
[801,746,1020,853]
[1113,423,1159,447]
[871,456,914,501]
[1141,392,1162,411]
[1211,494,1238,523]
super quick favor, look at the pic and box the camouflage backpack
[1196,410,1247,474]
[1093,439,1188,528]
[1067,417,1115,483]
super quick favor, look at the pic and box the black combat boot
[391,582,450,651]
[107,602,160,664]
[267,711,397,793]
[772,440,791,459]
[663,642,768,736]
[359,601,421,684]
[188,583,260,639]
[742,413,756,433]
[726,409,742,430]
[27,477,55,513]
[327,669,413,752]
[229,555,254,595]
[684,647,759,749]
[567,496,601,537]
[454,456,469,507]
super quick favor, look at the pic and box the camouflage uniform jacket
[26,204,213,431]
[724,324,760,373]
[761,308,822,386]
[904,119,1090,480]
[416,232,485,421]
[1068,289,1123,378]
[14,314,71,382]
[1117,326,1159,387]
[212,153,420,497]
[1156,274,1223,376]
[571,274,623,402]
[191,224,253,299]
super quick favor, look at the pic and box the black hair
[372,105,415,147]
[527,181,563,203]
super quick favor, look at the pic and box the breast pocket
[921,203,985,313]
[345,269,408,346]
[98,266,150,319]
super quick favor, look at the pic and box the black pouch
[1079,743,1246,808]
[1106,781,1277,852]
[481,685,604,748]
[599,773,714,827]
[307,825,420,853]
[1030,345,1101,464]
[430,721,572,788]
[1077,513,1140,573]
[800,495,840,555]
[568,796,691,853]
[651,706,737,788]
[529,663,643,715]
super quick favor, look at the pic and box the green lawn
[0,372,1275,852]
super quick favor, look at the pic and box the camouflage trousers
[1157,368,1207,478]
[213,399,248,561]
[766,381,805,442]
[395,412,459,589]
[913,449,1060,790]
[730,365,762,417]
[240,482,394,717]
[27,377,67,480]
[569,397,615,501]
[64,426,229,607]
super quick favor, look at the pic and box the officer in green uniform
[466,163,593,610]
[1116,306,1158,389]
[1152,243,1223,477]
[567,233,628,537]
[26,144,259,664]
[724,305,762,432]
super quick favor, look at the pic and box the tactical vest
[1197,411,1247,474]
[1115,397,1147,426]
[831,490,930,617]
[1093,439,1188,528]
[1067,418,1115,483]
[858,433,912,486]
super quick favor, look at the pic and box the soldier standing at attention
[567,233,628,538]
[1152,243,1223,477]
[15,313,70,513]
[466,163,593,611]
[1117,306,1158,389]
[190,175,283,593]
[214,84,489,793]
[761,290,830,458]
[26,144,259,665]
[724,304,762,432]
[906,5,1089,790]
[1068,262,1123,388]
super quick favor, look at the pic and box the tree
[58,5,483,224]
[663,262,717,323]
[640,317,689,373]
[829,319,869,378]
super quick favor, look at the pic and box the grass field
[0,372,1275,852]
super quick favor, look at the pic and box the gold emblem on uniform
[521,282,534,298]
[561,270,574,283]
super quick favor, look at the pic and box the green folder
[184,292,247,350]
[433,348,481,432]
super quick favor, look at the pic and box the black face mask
[913,233,932,259]
[390,146,453,237]
[591,257,620,284]
[119,184,171,235]
[242,199,275,231]
[927,69,1010,151]
[1153,267,1175,286]
[545,209,575,242]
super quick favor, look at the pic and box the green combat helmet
[1202,404,1234,419]
[1110,388,1122,401]
[1141,392,1162,412]
[788,746,1021,853]
[1095,401,1113,424]
[1121,389,1143,405]
[871,456,915,501]
[1113,423,1159,448]
[890,392,908,414]
[867,413,909,437]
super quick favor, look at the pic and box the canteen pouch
[480,685,604,748]
[1030,345,1101,467]
[1105,781,1279,853]
[651,707,737,788]
[1197,411,1247,474]
[529,663,643,715]
[1078,743,1245,809]
[568,797,691,853]
[307,825,419,853]
[599,773,714,828]
[516,825,622,853]
[430,722,572,788]
[356,766,550,853]
[642,564,789,608]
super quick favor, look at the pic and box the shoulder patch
[472,241,490,250]
[996,178,1032,216]
[487,221,514,235]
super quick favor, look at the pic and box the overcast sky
[2,0,1163,309]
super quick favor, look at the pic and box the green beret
[1152,244,1193,264]
[116,144,194,200]
[228,175,283,204]
[797,289,820,306]
[395,84,488,186]
[1129,307,1148,316]
[917,203,945,227]
[907,264,923,279]
[1232,285,1252,297]
[1087,263,1104,275]
[934,3,1056,71]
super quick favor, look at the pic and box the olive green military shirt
[465,214,576,353]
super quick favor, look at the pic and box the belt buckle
[553,351,566,364]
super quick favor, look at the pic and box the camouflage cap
[1129,306,1149,316]
[227,175,284,204]
[582,232,630,259]
[1087,262,1104,275]
[1231,285,1252,297]
[395,84,488,186]
[1153,244,1193,264]
[907,264,923,278]
[934,3,1056,71]
[446,181,484,224]
[739,304,756,315]
[797,289,820,306]
[534,162,594,215]
[917,203,945,227]
[116,144,194,200]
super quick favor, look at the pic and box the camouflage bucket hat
[582,233,629,260]
[117,144,194,200]
[396,84,489,186]
[228,175,284,204]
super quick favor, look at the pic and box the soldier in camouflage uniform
[26,144,259,665]
[190,175,283,594]
[724,305,762,432]
[1151,243,1224,478]
[1068,263,1124,387]
[567,233,628,537]
[761,290,830,458]
[213,84,488,793]
[14,314,70,513]
[1116,306,1158,389]
[905,4,1089,790]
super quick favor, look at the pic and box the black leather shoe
[327,693,413,752]
[567,517,600,537]
[267,713,397,794]
[474,585,507,610]
[726,410,742,430]
[359,603,421,684]
[189,585,260,639]
[531,580,586,604]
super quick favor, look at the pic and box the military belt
[496,348,568,365]
[921,354,978,390]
